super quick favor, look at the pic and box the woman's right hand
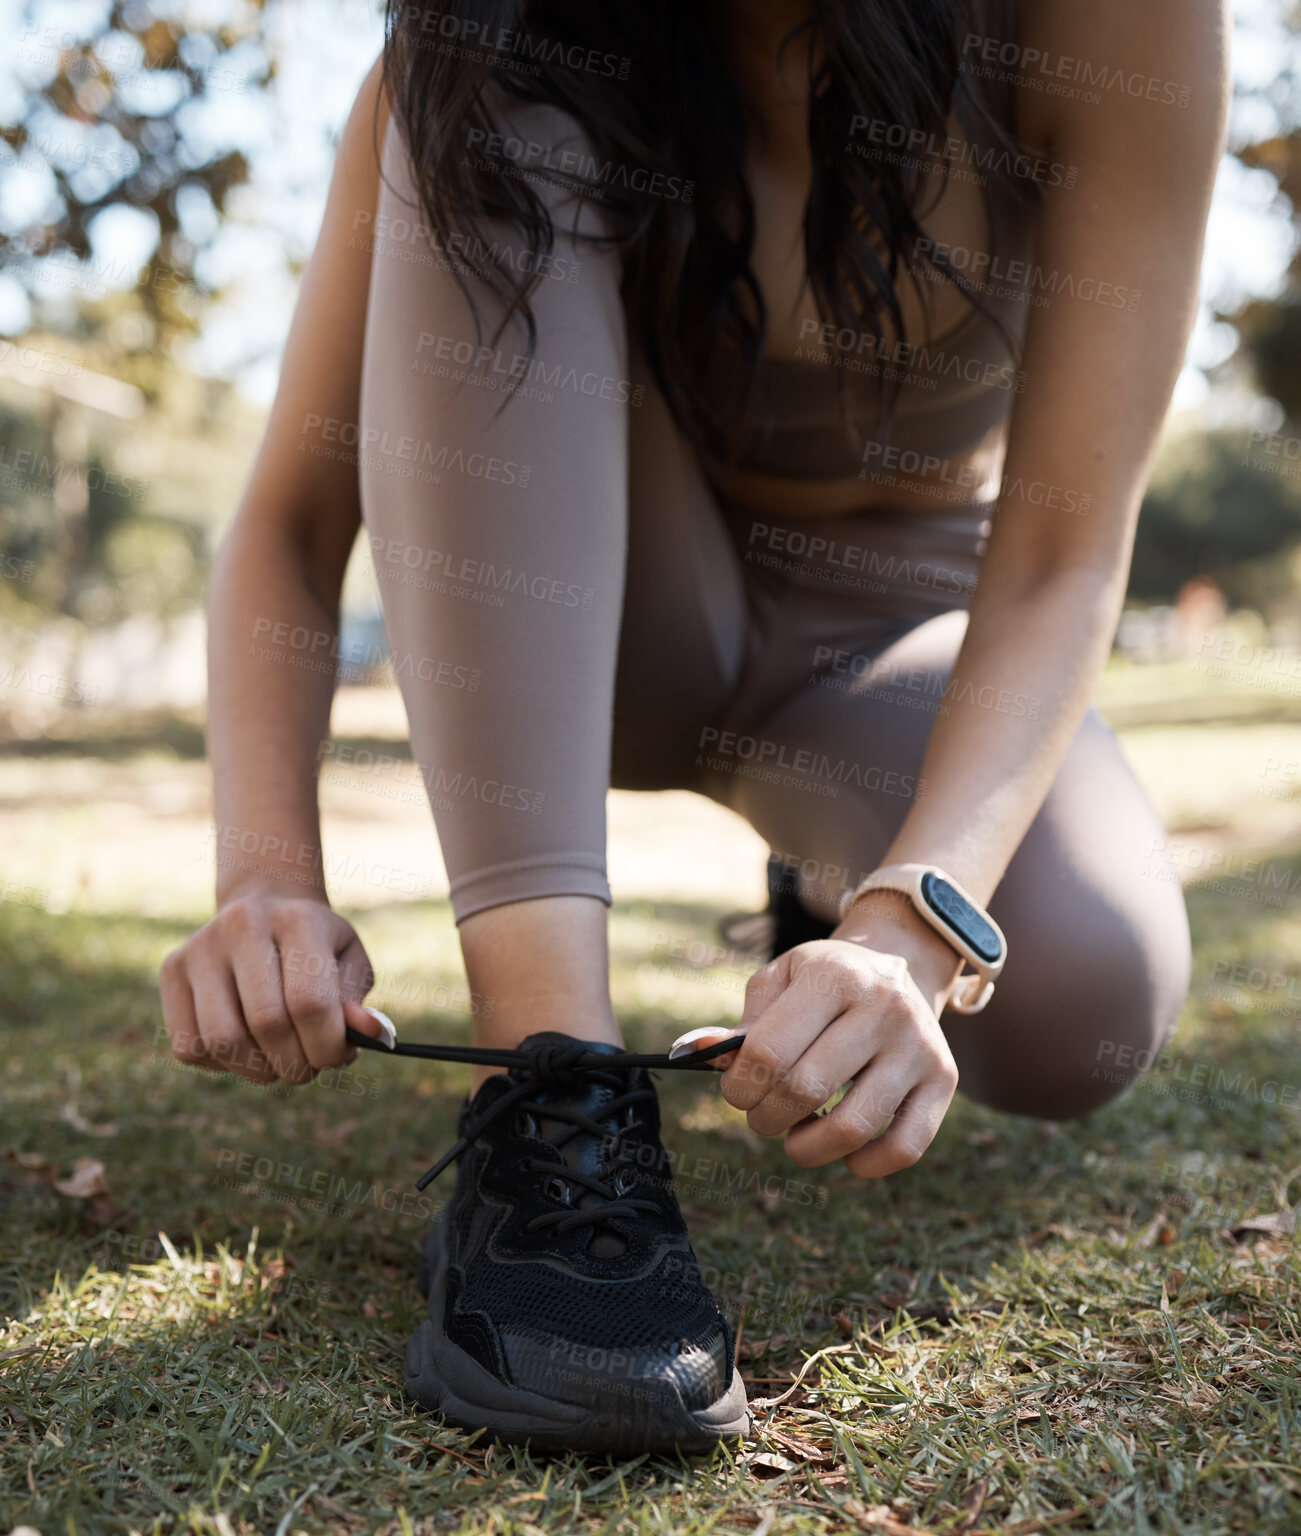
[159,889,392,1086]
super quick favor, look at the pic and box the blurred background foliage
[0,0,1299,655]
[0,0,282,644]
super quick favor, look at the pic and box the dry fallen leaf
[53,1157,109,1199]
[1136,1209,1175,1248]
[1229,1210,1297,1240]
[737,1333,789,1360]
[749,1450,803,1479]
[60,1104,118,1137]
[760,1425,836,1465]
[957,1476,990,1530]
[843,1498,936,1536]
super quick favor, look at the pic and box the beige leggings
[358,110,1191,1118]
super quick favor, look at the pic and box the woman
[160,0,1227,1454]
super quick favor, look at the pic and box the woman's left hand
[719,900,964,1178]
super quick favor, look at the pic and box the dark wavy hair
[380,0,1035,459]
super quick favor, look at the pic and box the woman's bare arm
[160,58,394,1083]
[835,0,1230,971]
[727,0,1229,1177]
[208,56,388,905]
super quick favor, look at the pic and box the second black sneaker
[404,1032,751,1454]
[718,852,836,961]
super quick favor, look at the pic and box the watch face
[919,872,1003,964]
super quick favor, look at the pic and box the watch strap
[838,862,1006,1015]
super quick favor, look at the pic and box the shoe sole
[408,1221,752,1456]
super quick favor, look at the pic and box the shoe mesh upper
[438,1052,732,1372]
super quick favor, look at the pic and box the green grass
[3,758,1301,1532]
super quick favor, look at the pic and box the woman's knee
[951,891,1191,1121]
[1040,926,1188,1119]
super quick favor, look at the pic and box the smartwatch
[838,862,1007,1014]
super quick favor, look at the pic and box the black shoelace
[344,1029,745,1228]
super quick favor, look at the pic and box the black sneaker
[402,1032,751,1454]
[719,853,836,961]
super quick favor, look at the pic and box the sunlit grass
[3,690,1301,1532]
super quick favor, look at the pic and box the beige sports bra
[698,192,1038,481]
[697,0,1038,482]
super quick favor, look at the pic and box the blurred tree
[1129,2,1301,609]
[0,0,1298,622]
[1,0,273,392]
[1220,2,1301,421]
[1230,127,1301,421]
[0,1,273,619]
[1131,432,1301,608]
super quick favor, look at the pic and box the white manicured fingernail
[364,1007,397,1050]
[669,1026,736,1061]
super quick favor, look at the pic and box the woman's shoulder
[334,54,391,199]
[1006,0,1227,146]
